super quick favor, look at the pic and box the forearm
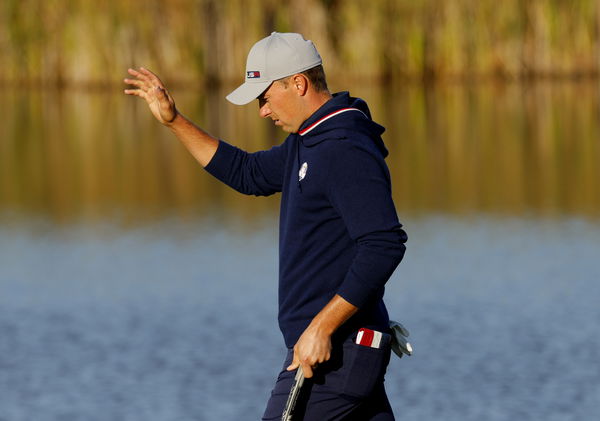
[307,294,358,336]
[167,112,219,167]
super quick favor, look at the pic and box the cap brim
[226,81,272,105]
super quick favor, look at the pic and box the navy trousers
[262,335,395,420]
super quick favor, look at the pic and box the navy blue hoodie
[205,92,407,348]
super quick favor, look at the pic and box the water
[1,82,600,420]
[0,218,283,420]
[386,216,600,420]
[1,216,599,420]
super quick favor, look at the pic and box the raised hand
[124,67,177,125]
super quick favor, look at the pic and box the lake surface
[1,82,599,420]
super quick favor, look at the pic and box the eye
[258,96,269,108]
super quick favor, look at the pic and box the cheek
[278,101,294,119]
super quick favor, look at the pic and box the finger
[301,363,314,379]
[286,357,299,372]
[128,68,156,89]
[124,88,147,99]
[127,68,147,80]
[123,78,145,88]
[138,67,164,87]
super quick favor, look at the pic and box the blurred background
[1,1,599,420]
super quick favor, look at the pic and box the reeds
[1,0,599,86]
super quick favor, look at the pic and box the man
[125,32,407,420]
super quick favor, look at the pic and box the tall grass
[0,0,598,86]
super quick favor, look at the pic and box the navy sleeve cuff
[204,140,238,182]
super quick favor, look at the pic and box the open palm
[124,67,177,124]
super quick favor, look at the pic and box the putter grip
[281,367,305,421]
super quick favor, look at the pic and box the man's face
[257,79,303,133]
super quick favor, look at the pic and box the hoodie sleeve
[204,139,288,196]
[326,139,407,308]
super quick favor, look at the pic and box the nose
[258,100,271,119]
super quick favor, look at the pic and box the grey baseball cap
[226,32,322,105]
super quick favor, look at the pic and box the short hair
[278,65,329,93]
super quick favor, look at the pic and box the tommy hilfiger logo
[299,162,308,181]
[247,71,261,78]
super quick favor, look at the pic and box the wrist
[165,109,182,127]
[308,294,358,338]
[308,315,336,337]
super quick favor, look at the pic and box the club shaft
[281,368,305,421]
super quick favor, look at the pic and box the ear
[290,74,309,96]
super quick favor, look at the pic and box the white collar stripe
[298,108,367,136]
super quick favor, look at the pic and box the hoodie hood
[297,92,388,157]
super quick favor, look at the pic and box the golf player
[125,32,407,420]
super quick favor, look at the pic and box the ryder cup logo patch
[299,162,308,181]
[246,71,261,79]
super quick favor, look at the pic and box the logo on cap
[247,71,261,79]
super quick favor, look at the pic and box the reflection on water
[1,81,599,224]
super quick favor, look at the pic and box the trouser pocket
[340,336,391,399]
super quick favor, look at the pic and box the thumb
[155,87,177,123]
[155,86,172,105]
